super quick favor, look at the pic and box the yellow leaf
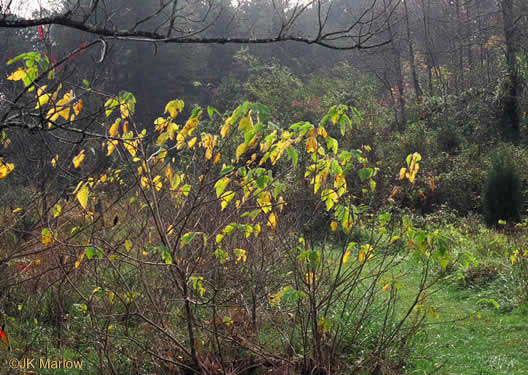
[213,152,221,165]
[165,166,173,182]
[306,136,317,153]
[165,100,184,119]
[187,137,197,149]
[125,240,132,252]
[331,221,338,232]
[399,168,407,180]
[51,84,61,102]
[236,143,247,161]
[109,119,120,137]
[73,100,82,115]
[182,117,199,137]
[220,122,230,138]
[35,93,50,109]
[220,191,236,211]
[76,183,89,210]
[141,176,150,190]
[72,149,85,168]
[12,207,22,213]
[51,155,58,168]
[359,244,373,264]
[37,85,47,97]
[153,175,162,191]
[238,116,253,133]
[123,140,137,157]
[257,192,272,213]
[0,162,15,179]
[267,212,277,231]
[106,140,118,156]
[8,67,27,81]
[389,186,398,199]
[59,107,71,121]
[343,250,351,264]
[53,204,62,218]
[42,229,54,246]
[234,248,247,264]
[56,90,74,107]
[382,283,390,292]
[317,127,327,138]
[120,103,129,119]
[75,253,85,269]
[305,272,317,285]
[359,250,366,264]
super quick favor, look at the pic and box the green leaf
[255,175,268,189]
[287,146,299,167]
[214,248,229,263]
[104,98,119,117]
[181,232,197,248]
[85,247,103,260]
[369,179,376,192]
[241,101,251,115]
[378,212,392,226]
[119,91,136,115]
[220,165,235,176]
[191,106,202,118]
[297,250,320,269]
[352,107,362,120]
[207,106,220,119]
[359,168,373,182]
[251,103,271,123]
[326,137,338,155]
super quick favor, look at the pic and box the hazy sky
[1,0,56,17]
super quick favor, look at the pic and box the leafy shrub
[483,145,522,225]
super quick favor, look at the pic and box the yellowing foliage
[0,161,15,179]
[73,100,83,115]
[8,67,27,81]
[72,149,85,168]
[267,212,277,231]
[76,183,89,210]
[41,229,54,246]
[109,119,120,137]
[342,250,351,264]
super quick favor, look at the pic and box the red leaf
[0,326,9,350]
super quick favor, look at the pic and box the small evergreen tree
[483,145,522,225]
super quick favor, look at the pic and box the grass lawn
[406,271,528,374]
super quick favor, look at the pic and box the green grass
[406,272,528,374]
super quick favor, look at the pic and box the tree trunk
[501,0,520,140]
[404,0,423,100]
